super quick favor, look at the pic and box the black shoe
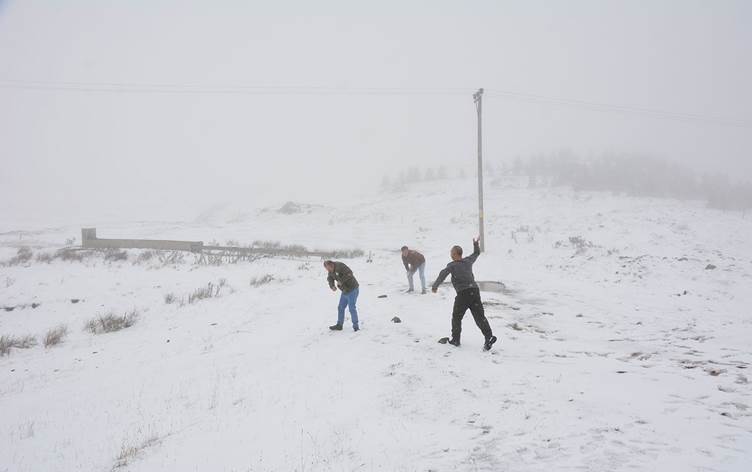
[448,338,461,347]
[483,335,498,351]
[329,324,343,331]
[421,289,427,294]
[353,325,359,332]
[406,288,414,293]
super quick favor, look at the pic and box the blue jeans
[407,263,426,291]
[337,287,359,327]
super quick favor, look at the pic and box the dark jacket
[432,240,480,293]
[327,261,359,294]
[402,250,425,272]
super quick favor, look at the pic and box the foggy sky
[1,0,750,225]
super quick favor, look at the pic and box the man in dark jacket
[431,237,497,350]
[401,245,427,294]
[324,260,360,331]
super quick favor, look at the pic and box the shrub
[35,252,55,263]
[569,236,593,254]
[56,249,84,262]
[113,435,160,469]
[135,251,156,264]
[250,274,274,287]
[0,334,38,356]
[188,283,219,304]
[0,336,10,356]
[85,311,138,334]
[328,248,365,258]
[164,293,177,304]
[44,325,68,348]
[105,249,128,262]
[5,247,33,266]
[278,201,303,214]
[252,240,281,249]
[157,251,184,265]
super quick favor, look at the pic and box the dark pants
[452,288,492,341]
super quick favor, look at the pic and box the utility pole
[473,87,485,252]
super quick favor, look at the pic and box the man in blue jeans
[401,245,427,294]
[324,260,360,331]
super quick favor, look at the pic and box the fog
[1,0,750,225]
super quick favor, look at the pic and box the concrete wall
[81,228,203,253]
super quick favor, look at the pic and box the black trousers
[452,288,493,341]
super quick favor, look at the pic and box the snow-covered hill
[2,179,751,471]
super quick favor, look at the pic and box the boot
[448,338,461,347]
[353,325,359,332]
[483,335,498,351]
[329,323,343,331]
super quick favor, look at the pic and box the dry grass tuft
[249,274,274,287]
[0,334,38,356]
[188,283,220,304]
[85,311,139,334]
[44,325,69,348]
[112,435,161,469]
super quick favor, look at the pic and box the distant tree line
[381,166,463,192]
[496,151,752,213]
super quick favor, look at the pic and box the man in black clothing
[431,237,497,350]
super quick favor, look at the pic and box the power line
[0,80,471,96]
[1,78,748,128]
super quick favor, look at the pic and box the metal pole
[473,88,485,252]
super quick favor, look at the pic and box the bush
[569,236,593,253]
[250,274,274,287]
[4,247,33,266]
[252,240,281,249]
[44,325,68,348]
[56,249,84,262]
[188,283,220,304]
[328,248,365,258]
[164,293,177,304]
[113,435,160,469]
[0,334,38,356]
[135,251,156,264]
[85,311,138,334]
[105,249,128,262]
[35,252,55,263]
[278,201,303,214]
[157,251,185,265]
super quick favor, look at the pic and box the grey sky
[1,0,750,224]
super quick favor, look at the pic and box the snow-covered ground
[2,179,751,471]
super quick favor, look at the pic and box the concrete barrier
[80,228,360,259]
[81,228,204,253]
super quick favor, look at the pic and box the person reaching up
[431,237,497,351]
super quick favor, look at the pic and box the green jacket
[327,261,359,294]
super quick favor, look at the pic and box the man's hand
[473,235,481,244]
[431,287,437,293]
